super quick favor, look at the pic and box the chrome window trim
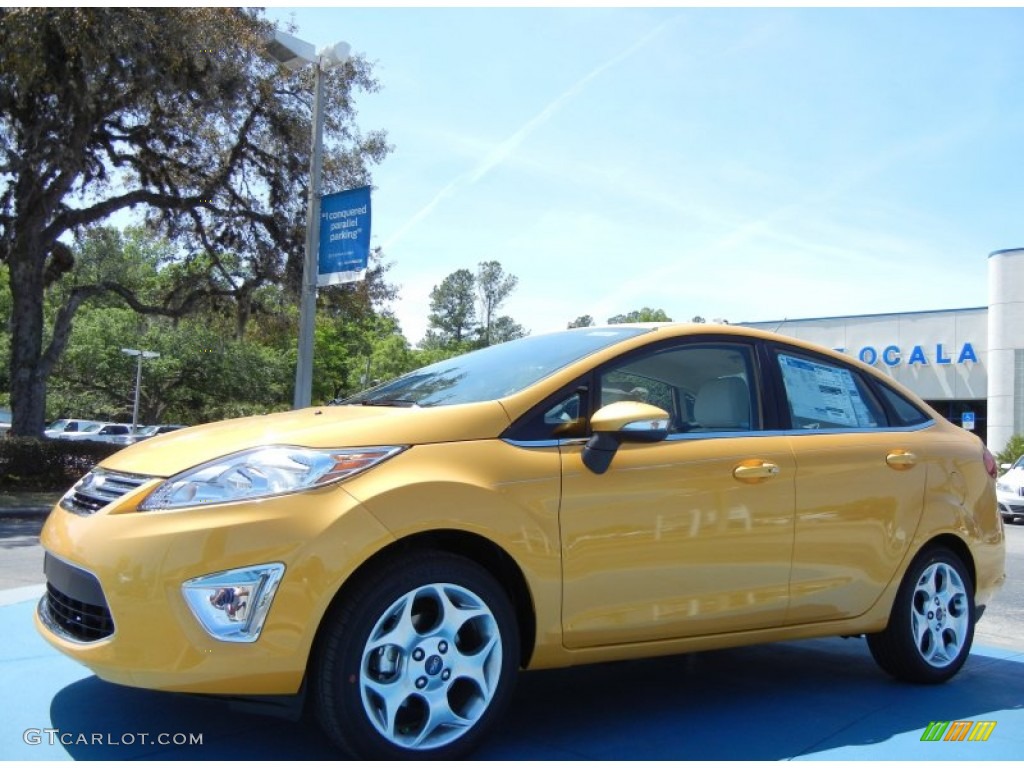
[664,421,936,440]
[502,419,935,449]
[505,438,577,450]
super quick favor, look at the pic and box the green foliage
[0,437,120,490]
[476,261,518,346]
[568,315,595,329]
[996,434,1024,468]
[424,261,526,351]
[489,315,527,344]
[607,308,673,324]
[427,269,477,345]
[1,7,391,434]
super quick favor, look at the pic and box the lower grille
[40,554,114,642]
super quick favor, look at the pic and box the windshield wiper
[349,398,419,408]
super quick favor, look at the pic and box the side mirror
[582,401,670,475]
[1001,463,1012,470]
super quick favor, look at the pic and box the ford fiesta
[36,324,1005,759]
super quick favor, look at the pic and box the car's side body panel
[784,429,929,624]
[344,440,565,662]
[559,434,797,647]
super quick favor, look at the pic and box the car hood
[102,401,512,478]
[998,468,1024,489]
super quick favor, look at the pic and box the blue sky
[264,5,1024,345]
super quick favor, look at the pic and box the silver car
[997,456,1024,524]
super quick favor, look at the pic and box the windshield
[340,326,652,408]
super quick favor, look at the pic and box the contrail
[382,13,683,249]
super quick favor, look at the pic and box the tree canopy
[426,269,477,347]
[424,262,526,352]
[568,315,595,329]
[607,308,673,324]
[0,7,389,435]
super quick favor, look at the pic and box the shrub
[996,434,1024,470]
[0,437,121,490]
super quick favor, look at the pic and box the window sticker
[778,354,876,428]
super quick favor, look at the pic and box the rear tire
[867,546,974,684]
[312,551,519,759]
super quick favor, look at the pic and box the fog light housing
[182,564,285,643]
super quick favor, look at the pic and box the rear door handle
[733,462,781,482]
[886,451,918,469]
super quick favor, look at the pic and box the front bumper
[35,483,394,695]
[996,494,1024,519]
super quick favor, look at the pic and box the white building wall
[744,248,1024,452]
[988,248,1024,453]
[745,308,987,403]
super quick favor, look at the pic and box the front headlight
[139,445,405,511]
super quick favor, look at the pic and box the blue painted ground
[2,586,1022,761]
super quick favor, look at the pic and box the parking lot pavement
[2,590,1023,761]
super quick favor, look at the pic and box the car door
[769,346,930,625]
[558,340,797,649]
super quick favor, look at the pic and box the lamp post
[265,30,351,409]
[121,348,160,434]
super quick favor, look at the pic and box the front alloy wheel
[867,547,975,684]
[314,552,519,759]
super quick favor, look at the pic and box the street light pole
[121,348,160,434]
[294,58,327,410]
[265,31,349,410]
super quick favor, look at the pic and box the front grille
[60,468,151,515]
[41,554,114,642]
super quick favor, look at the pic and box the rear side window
[777,352,886,430]
[875,384,930,426]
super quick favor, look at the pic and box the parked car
[0,407,11,437]
[142,423,187,437]
[107,424,188,446]
[45,419,101,439]
[57,422,131,443]
[36,324,1005,759]
[996,455,1024,523]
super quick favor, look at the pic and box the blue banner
[318,186,371,286]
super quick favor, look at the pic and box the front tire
[867,546,975,684]
[313,551,519,759]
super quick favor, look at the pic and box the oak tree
[0,7,389,434]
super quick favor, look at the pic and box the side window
[505,384,590,441]
[598,343,759,433]
[777,352,886,430]
[875,384,930,426]
[543,392,583,433]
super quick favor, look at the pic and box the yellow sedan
[36,323,1005,759]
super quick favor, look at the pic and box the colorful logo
[921,721,996,742]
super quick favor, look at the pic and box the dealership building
[744,248,1024,451]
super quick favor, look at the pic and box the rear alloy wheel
[313,552,519,759]
[867,547,975,684]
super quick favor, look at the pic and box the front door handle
[733,462,781,482]
[886,451,918,470]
